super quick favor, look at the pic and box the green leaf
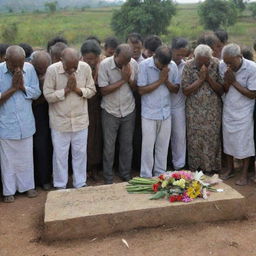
[149,191,166,200]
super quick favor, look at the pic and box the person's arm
[0,87,18,105]
[206,75,224,96]
[100,80,126,96]
[127,61,138,92]
[165,63,179,94]
[165,80,179,93]
[98,61,126,96]
[182,65,206,97]
[0,71,22,105]
[226,68,256,99]
[138,66,168,95]
[183,79,204,96]
[75,66,96,99]
[43,66,67,103]
[22,64,41,100]
[233,81,256,99]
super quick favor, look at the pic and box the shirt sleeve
[43,66,66,103]
[24,65,41,100]
[137,62,148,87]
[80,66,96,99]
[181,63,191,89]
[169,62,179,85]
[131,60,139,82]
[247,67,256,91]
[98,62,109,87]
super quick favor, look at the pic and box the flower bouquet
[126,170,223,203]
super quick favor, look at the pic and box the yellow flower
[187,181,202,199]
[173,178,186,189]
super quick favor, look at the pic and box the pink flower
[182,192,192,203]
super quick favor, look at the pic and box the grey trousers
[102,109,135,182]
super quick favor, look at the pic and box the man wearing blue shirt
[138,45,179,178]
[0,45,41,203]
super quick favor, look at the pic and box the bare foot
[250,176,256,183]
[235,177,248,186]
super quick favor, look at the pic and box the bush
[111,0,176,40]
[1,23,18,44]
[198,0,237,30]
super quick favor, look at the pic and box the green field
[0,4,255,49]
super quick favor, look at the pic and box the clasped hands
[65,73,81,96]
[12,69,25,92]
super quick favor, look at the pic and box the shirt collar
[148,57,159,71]
[3,62,26,74]
[237,57,247,73]
[110,56,119,70]
[58,61,81,74]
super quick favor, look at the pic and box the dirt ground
[1,173,256,256]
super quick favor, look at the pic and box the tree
[249,2,256,18]
[45,1,58,14]
[111,0,176,40]
[198,0,237,30]
[231,0,246,12]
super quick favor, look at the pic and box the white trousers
[51,128,88,188]
[140,117,172,178]
[0,136,35,196]
[171,107,186,169]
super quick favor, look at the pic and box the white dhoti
[220,57,256,160]
[223,109,255,159]
[140,117,171,178]
[51,128,88,188]
[171,107,186,169]
[0,136,35,196]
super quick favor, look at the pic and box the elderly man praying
[44,48,96,189]
[220,43,256,185]
[0,45,41,203]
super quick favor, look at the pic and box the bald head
[114,44,133,68]
[115,44,133,59]
[5,45,26,73]
[31,51,51,77]
[153,45,172,68]
[50,42,68,63]
[61,48,80,74]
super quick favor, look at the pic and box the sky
[107,0,256,2]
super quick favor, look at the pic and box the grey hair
[221,43,241,58]
[6,45,25,58]
[194,44,213,58]
[31,50,51,64]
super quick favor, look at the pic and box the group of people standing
[0,30,256,203]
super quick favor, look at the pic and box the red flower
[177,195,183,201]
[169,195,183,203]
[172,173,181,180]
[169,196,176,203]
[159,174,165,180]
[152,183,160,192]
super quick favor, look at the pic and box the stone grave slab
[44,182,245,241]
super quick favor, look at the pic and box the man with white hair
[44,48,96,189]
[0,45,41,203]
[220,43,256,185]
[182,44,223,173]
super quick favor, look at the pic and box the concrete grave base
[43,182,245,241]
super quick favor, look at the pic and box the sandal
[3,195,15,203]
[220,173,235,180]
[27,189,37,198]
